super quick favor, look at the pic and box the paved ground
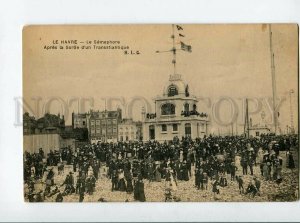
[24,150,299,202]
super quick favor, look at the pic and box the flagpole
[156,24,191,77]
[171,24,176,75]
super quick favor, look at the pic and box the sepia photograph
[22,24,299,202]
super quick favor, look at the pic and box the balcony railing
[181,110,208,117]
[146,113,156,119]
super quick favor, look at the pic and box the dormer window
[168,84,178,97]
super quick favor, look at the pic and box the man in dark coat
[245,181,257,198]
[241,156,248,175]
[125,172,134,194]
[79,182,85,202]
[61,172,75,195]
[181,161,189,181]
[111,170,118,191]
[236,175,244,194]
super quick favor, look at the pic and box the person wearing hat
[240,153,248,175]
[181,160,189,181]
[85,173,96,195]
[248,150,255,176]
[111,169,118,192]
[125,171,134,194]
[78,179,85,202]
[202,172,208,190]
[229,162,238,181]
[76,173,85,194]
[117,168,127,192]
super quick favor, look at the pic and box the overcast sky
[23,24,298,134]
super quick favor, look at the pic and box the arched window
[168,85,178,97]
[184,103,190,112]
[161,103,176,115]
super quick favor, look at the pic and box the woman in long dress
[134,177,146,202]
[287,152,295,169]
[125,172,134,194]
[117,169,127,192]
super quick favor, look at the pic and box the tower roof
[163,73,187,97]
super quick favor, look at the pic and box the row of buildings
[72,109,142,143]
[23,108,143,152]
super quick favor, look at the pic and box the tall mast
[244,98,249,138]
[156,24,191,78]
[269,24,278,135]
[171,24,176,75]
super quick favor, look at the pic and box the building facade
[248,112,271,137]
[143,73,209,142]
[23,112,66,135]
[118,119,139,141]
[72,113,88,129]
[72,109,122,143]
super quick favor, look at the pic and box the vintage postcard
[23,24,298,202]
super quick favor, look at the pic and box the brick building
[72,109,122,143]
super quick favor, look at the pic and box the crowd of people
[23,134,298,202]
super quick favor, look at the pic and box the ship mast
[269,24,278,135]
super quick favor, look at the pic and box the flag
[176,25,183,31]
[180,41,192,52]
[179,33,185,37]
